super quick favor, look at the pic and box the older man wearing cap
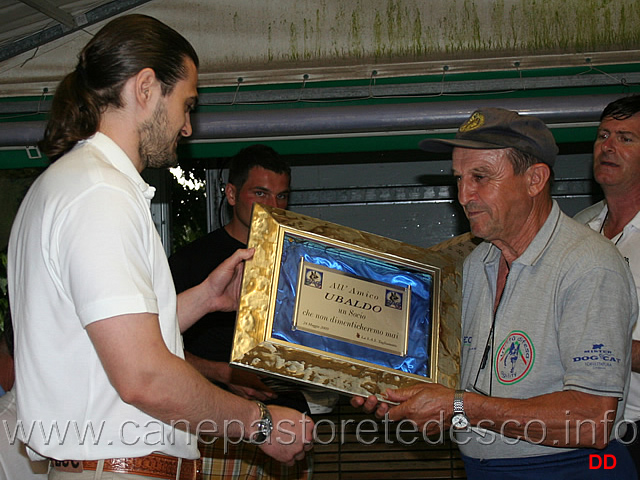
[354,108,637,478]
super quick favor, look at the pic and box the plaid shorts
[198,438,312,480]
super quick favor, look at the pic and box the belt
[50,453,201,480]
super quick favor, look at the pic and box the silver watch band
[453,389,465,414]
[251,401,273,444]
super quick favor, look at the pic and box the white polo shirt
[576,200,640,425]
[8,133,198,460]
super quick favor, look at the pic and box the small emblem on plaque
[304,268,323,288]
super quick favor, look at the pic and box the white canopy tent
[2,0,640,97]
[1,0,639,158]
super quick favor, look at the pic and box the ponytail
[39,68,101,161]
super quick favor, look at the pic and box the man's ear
[134,68,158,108]
[526,163,551,197]
[225,183,237,206]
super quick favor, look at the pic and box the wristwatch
[252,401,273,444]
[451,390,470,430]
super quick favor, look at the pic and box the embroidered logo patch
[572,344,621,369]
[459,111,485,132]
[495,331,535,385]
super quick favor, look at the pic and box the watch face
[252,401,273,444]
[253,422,269,443]
[452,413,469,430]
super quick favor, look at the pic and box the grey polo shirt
[456,201,637,460]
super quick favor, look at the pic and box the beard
[138,100,180,169]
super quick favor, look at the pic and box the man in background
[170,144,314,479]
[0,325,12,398]
[575,94,640,477]
[0,317,48,479]
[171,145,291,403]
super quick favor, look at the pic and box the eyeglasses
[470,316,496,397]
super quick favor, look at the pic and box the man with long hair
[8,14,312,480]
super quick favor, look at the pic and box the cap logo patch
[459,112,484,132]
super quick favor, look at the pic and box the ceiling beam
[18,0,76,29]
[0,0,154,63]
[3,69,638,116]
[0,93,622,148]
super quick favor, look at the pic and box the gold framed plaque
[231,204,471,398]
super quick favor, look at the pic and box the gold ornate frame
[230,204,466,398]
